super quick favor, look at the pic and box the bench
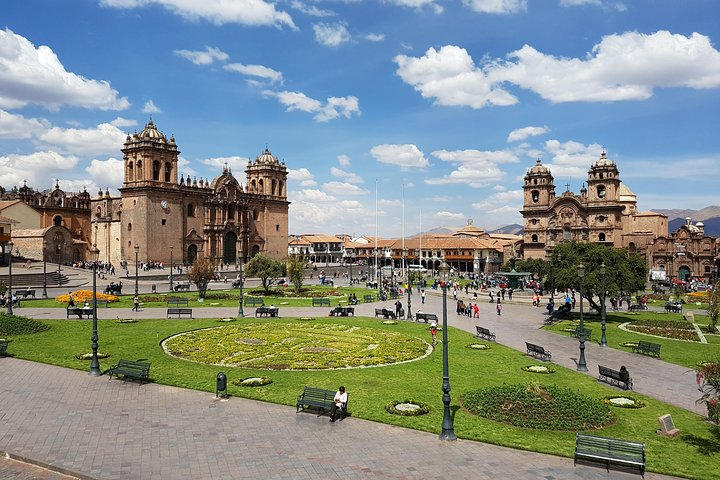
[17,290,35,299]
[244,297,265,307]
[598,365,633,390]
[631,340,661,358]
[363,294,375,303]
[0,340,8,355]
[526,342,552,361]
[66,307,93,319]
[415,312,438,324]
[389,292,399,299]
[166,307,193,318]
[627,303,647,312]
[167,297,189,307]
[574,433,645,476]
[174,283,191,292]
[550,304,572,320]
[665,302,682,313]
[312,298,331,307]
[570,326,593,341]
[331,306,354,316]
[296,386,348,419]
[374,308,396,319]
[108,359,151,383]
[256,306,279,317]
[96,299,110,308]
[475,326,496,342]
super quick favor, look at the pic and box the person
[421,289,425,304]
[68,291,75,307]
[496,299,503,316]
[329,386,347,422]
[429,322,437,345]
[619,366,630,386]
[132,295,140,311]
[473,303,480,318]
[395,300,402,318]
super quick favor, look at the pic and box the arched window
[53,215,62,227]
[279,181,284,197]
[531,190,540,203]
[153,161,160,181]
[228,204,236,221]
[251,245,260,257]
[253,209,259,220]
[164,162,171,182]
[250,179,257,192]
[187,203,195,217]
[128,162,134,181]
[599,232,606,242]
[272,179,277,196]
[127,223,132,231]
[531,234,538,243]
[258,179,264,194]
[597,185,606,199]
[629,242,636,253]
[96,206,102,218]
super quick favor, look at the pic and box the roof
[0,215,19,224]
[288,237,311,246]
[0,200,23,209]
[301,234,343,243]
[618,183,636,197]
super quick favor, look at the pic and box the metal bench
[598,365,632,390]
[296,386,348,419]
[631,340,661,358]
[475,326,496,342]
[0,340,8,355]
[525,342,552,361]
[66,307,93,319]
[331,306,354,316]
[174,283,191,292]
[166,307,193,318]
[108,359,151,383]
[312,298,331,307]
[415,312,438,324]
[17,290,36,299]
[363,294,375,303]
[374,308,396,319]
[574,433,645,476]
[256,307,278,317]
[570,326,592,341]
[167,297,189,307]
[244,297,265,307]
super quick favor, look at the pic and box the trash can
[151,285,156,293]
[216,372,227,398]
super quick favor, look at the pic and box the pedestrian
[429,322,438,345]
[508,288,513,300]
[421,289,425,304]
[132,295,140,311]
[68,291,75,307]
[496,299,503,316]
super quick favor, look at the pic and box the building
[521,153,667,259]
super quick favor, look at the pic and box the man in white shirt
[330,386,347,422]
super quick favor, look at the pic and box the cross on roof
[565,182,571,191]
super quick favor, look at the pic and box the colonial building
[93,120,290,266]
[521,153,667,259]
[647,218,720,283]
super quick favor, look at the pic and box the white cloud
[471,189,523,210]
[287,167,317,186]
[323,181,369,196]
[365,33,385,42]
[330,167,363,184]
[224,63,283,84]
[435,211,466,221]
[142,100,162,114]
[462,0,527,14]
[174,46,229,65]
[0,151,79,188]
[389,0,443,14]
[85,158,124,188]
[293,189,336,202]
[426,149,519,187]
[337,154,351,167]
[263,90,360,122]
[0,29,129,111]
[99,0,297,29]
[370,144,429,169]
[560,0,626,11]
[313,22,351,47]
[109,117,138,128]
[177,157,197,178]
[201,155,250,171]
[290,1,335,17]
[507,126,549,142]
[38,123,126,157]
[543,139,603,179]
[0,110,49,139]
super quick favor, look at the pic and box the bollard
[216,372,227,398]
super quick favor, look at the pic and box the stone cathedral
[92,120,289,267]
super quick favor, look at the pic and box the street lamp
[169,246,174,292]
[238,255,244,317]
[89,245,101,376]
[7,241,13,315]
[403,247,412,321]
[577,264,588,371]
[599,262,607,347]
[42,240,48,298]
[57,242,63,286]
[438,261,456,441]
[134,244,140,297]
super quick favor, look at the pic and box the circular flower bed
[217,318,236,323]
[466,343,490,350]
[75,352,110,360]
[625,319,699,341]
[163,323,428,370]
[382,320,398,325]
[602,395,646,409]
[697,361,718,368]
[232,376,272,387]
[385,399,431,416]
[298,317,314,321]
[115,319,138,324]
[462,383,613,430]
[522,365,556,374]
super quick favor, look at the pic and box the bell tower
[523,159,555,210]
[122,120,179,188]
[586,151,620,204]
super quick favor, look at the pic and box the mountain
[668,216,720,236]
[653,205,720,222]
[488,224,524,235]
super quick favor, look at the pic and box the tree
[706,282,720,333]
[286,255,308,294]
[245,254,285,293]
[187,257,216,299]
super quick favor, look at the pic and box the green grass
[4,315,720,479]
[545,312,720,369]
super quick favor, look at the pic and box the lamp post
[57,242,63,286]
[577,264,588,371]
[169,246,174,292]
[599,262,607,347]
[238,255,244,317]
[403,247,412,320]
[134,244,140,297]
[89,245,101,376]
[438,261,457,441]
[349,255,353,285]
[42,240,48,298]
[7,241,13,315]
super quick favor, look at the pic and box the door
[188,244,198,265]
[223,232,237,264]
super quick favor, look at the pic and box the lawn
[3,315,720,479]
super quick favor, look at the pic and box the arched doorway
[678,265,691,282]
[187,244,198,265]
[223,232,237,265]
[251,245,260,257]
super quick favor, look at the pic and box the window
[153,161,160,181]
[253,209,259,220]
[276,224,280,231]
[127,223,132,231]
[161,219,166,226]
[53,215,62,227]
[531,190,540,203]
[563,227,571,240]
[128,162,134,181]
[187,203,195,217]
[599,232,606,242]
[531,234,538,243]
[272,179,277,196]
[597,185,606,198]
[164,162,171,182]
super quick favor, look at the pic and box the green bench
[363,294,375,303]
[598,365,632,390]
[475,326,496,342]
[570,326,592,341]
[574,433,645,476]
[0,340,8,355]
[312,298,331,307]
[296,386,348,419]
[66,306,93,319]
[526,342,552,361]
[330,306,354,316]
[167,307,193,318]
[108,359,151,383]
[416,312,438,324]
[167,297,189,307]
[244,297,265,307]
[255,306,278,317]
[631,340,661,358]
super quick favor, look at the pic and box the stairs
[0,271,70,288]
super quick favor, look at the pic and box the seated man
[329,386,347,422]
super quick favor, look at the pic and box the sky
[1,0,719,238]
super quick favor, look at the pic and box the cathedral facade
[92,120,289,267]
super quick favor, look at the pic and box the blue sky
[1,0,719,237]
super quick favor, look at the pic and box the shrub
[0,313,50,336]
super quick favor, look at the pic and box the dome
[528,159,550,175]
[138,120,167,142]
[256,148,279,165]
[594,151,614,167]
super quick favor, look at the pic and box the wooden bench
[574,433,645,476]
[256,306,278,317]
[598,365,633,390]
[17,290,35,299]
[108,359,151,383]
[244,297,265,307]
[665,302,682,313]
[0,340,8,355]
[312,298,331,307]
[166,307,193,318]
[631,340,661,358]
[66,307,93,319]
[570,326,592,341]
[627,303,647,312]
[363,294,375,303]
[374,308,396,319]
[296,386,348,419]
[475,326,496,342]
[331,306,354,316]
[167,297,189,307]
[174,283,191,292]
[415,312,438,324]
[525,342,552,361]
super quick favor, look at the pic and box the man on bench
[329,386,347,423]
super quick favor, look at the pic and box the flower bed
[75,352,110,360]
[625,319,699,341]
[466,343,490,350]
[217,318,236,323]
[620,341,639,348]
[56,290,119,304]
[382,320,398,325]
[522,365,555,374]
[232,376,272,387]
[602,395,646,409]
[385,399,430,416]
